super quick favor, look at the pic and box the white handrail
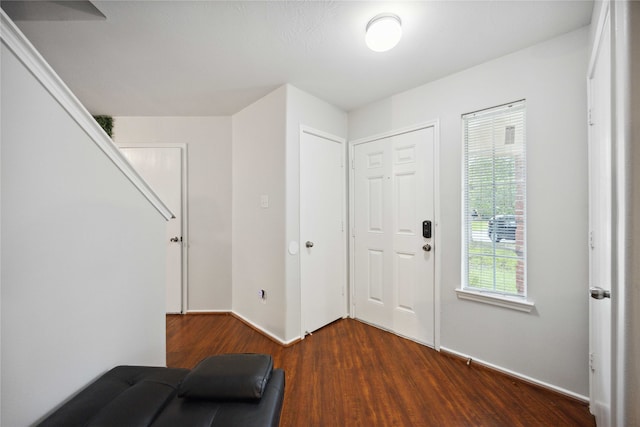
[0,10,174,220]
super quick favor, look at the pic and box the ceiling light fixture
[365,13,402,52]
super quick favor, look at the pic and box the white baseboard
[439,346,589,403]
[230,312,300,346]
[182,310,299,346]
[185,310,230,314]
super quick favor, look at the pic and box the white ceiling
[4,0,594,116]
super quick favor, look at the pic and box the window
[463,100,526,297]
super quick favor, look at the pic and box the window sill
[455,288,535,313]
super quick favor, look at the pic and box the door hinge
[590,352,595,372]
[351,159,355,170]
[588,108,594,126]
[589,230,595,249]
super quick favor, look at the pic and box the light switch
[260,194,269,208]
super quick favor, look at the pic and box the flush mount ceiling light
[365,13,402,52]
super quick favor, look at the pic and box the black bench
[38,354,285,427]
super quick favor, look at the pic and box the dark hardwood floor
[167,314,595,427]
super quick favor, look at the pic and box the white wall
[349,28,590,397]
[230,85,347,343]
[232,87,288,340]
[1,41,167,426]
[114,117,233,311]
[284,85,348,341]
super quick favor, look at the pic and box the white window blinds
[463,100,526,296]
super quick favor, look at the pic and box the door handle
[590,287,611,300]
[170,236,181,243]
[306,241,314,248]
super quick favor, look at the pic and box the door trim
[587,0,613,423]
[348,120,441,350]
[299,126,347,339]
[117,142,189,314]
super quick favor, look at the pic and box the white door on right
[353,126,435,346]
[588,6,612,426]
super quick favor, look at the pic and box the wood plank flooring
[167,314,595,427]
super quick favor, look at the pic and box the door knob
[170,236,181,243]
[422,243,431,252]
[590,287,611,300]
[306,241,314,248]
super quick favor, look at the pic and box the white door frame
[118,142,189,314]
[299,126,348,339]
[586,1,612,424]
[348,121,441,350]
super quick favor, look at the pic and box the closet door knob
[589,287,610,299]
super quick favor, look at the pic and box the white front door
[353,126,435,346]
[300,128,347,335]
[120,146,184,314]
[588,5,612,425]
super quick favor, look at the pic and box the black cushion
[178,354,273,400]
[152,369,285,427]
